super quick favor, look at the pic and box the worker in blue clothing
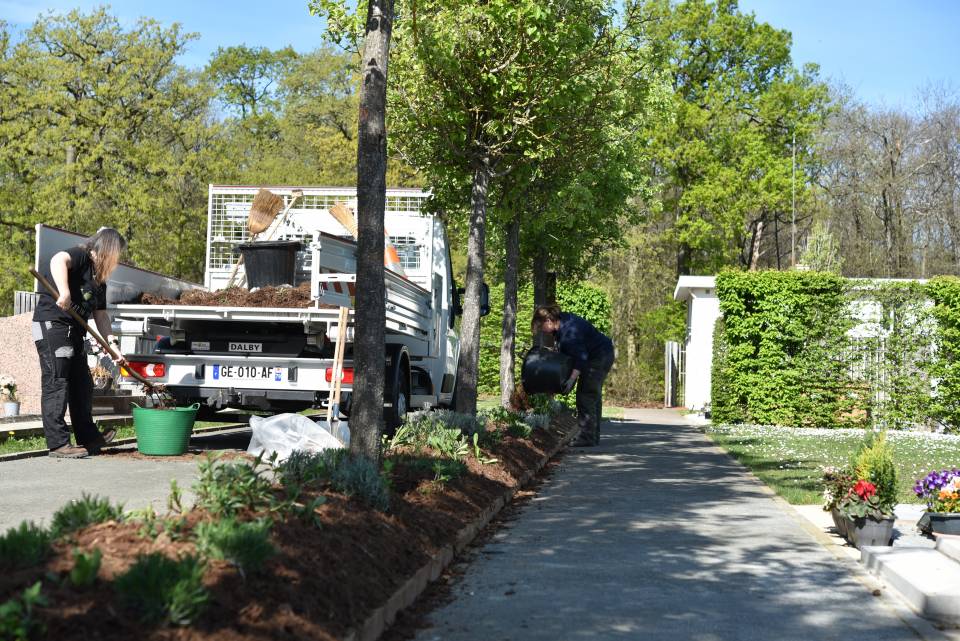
[531,304,614,447]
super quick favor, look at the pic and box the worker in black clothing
[531,304,614,447]
[32,228,128,458]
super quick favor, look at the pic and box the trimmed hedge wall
[712,272,960,431]
[927,277,960,430]
[478,282,611,396]
[711,271,851,427]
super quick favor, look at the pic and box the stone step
[936,536,960,564]
[861,545,960,621]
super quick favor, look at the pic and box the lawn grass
[705,423,960,505]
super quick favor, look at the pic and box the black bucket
[237,240,302,288]
[521,347,573,394]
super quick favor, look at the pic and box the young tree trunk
[350,0,395,460]
[499,212,520,408]
[749,219,764,270]
[454,159,490,416]
[533,251,549,307]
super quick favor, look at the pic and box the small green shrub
[427,427,470,460]
[512,418,537,437]
[432,410,485,437]
[471,433,498,465]
[194,518,274,576]
[330,454,390,511]
[193,454,275,518]
[277,449,344,488]
[69,548,102,588]
[431,459,467,484]
[0,581,47,641]
[529,394,563,417]
[114,553,208,626]
[50,494,123,538]
[852,431,898,512]
[484,406,532,438]
[0,522,51,570]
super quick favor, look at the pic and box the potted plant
[823,431,898,548]
[913,469,960,535]
[822,466,856,538]
[1,374,19,417]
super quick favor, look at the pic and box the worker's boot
[85,428,118,455]
[49,444,89,458]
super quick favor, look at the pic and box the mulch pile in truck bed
[139,283,336,309]
[0,414,573,641]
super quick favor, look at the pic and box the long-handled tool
[326,305,349,432]
[226,189,304,288]
[30,268,172,406]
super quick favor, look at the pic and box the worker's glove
[560,377,576,395]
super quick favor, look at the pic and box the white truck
[101,185,483,426]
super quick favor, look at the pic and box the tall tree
[391,0,640,414]
[0,8,216,310]
[641,0,828,275]
[310,0,396,459]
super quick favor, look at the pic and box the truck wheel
[384,346,410,433]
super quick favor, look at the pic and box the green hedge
[711,271,851,427]
[478,282,611,396]
[712,271,960,430]
[927,277,960,429]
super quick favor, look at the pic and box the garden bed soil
[0,414,574,640]
[139,283,336,309]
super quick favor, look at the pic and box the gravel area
[0,313,40,415]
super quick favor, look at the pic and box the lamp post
[791,130,796,267]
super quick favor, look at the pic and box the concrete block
[862,546,960,621]
[937,536,960,564]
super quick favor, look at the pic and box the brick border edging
[342,422,578,641]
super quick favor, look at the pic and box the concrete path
[413,408,951,641]
[0,430,250,531]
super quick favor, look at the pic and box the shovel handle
[30,267,153,388]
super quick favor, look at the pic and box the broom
[248,189,285,235]
[329,203,359,239]
[226,189,288,288]
[328,203,405,275]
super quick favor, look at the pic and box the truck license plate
[212,365,286,382]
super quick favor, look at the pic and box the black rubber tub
[237,240,302,288]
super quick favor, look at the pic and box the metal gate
[664,340,685,408]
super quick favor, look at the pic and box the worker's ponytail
[83,227,127,284]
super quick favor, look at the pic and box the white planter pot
[3,401,20,417]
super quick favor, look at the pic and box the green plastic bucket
[132,403,200,456]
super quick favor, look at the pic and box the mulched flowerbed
[0,414,574,641]
[139,283,335,309]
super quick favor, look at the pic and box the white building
[672,275,720,411]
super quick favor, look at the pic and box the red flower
[854,480,876,500]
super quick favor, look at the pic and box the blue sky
[3,1,958,108]
[740,0,960,107]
